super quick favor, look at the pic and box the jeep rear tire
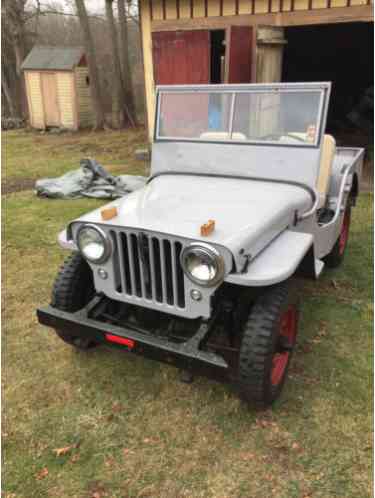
[324,206,351,268]
[238,282,299,408]
[51,253,98,350]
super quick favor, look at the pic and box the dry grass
[2,130,373,498]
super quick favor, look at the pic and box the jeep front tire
[238,282,299,408]
[51,252,98,350]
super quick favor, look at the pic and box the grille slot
[111,230,186,309]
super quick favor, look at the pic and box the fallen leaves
[69,453,80,463]
[312,321,328,344]
[88,480,106,498]
[239,452,255,461]
[112,402,123,413]
[291,442,304,453]
[255,418,278,429]
[53,445,74,457]
[331,279,339,290]
[143,437,159,444]
[52,440,81,464]
[35,467,49,480]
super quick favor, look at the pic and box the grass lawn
[3,129,373,498]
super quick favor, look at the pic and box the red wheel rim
[271,306,297,386]
[339,210,350,256]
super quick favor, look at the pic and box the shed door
[152,31,210,84]
[41,73,60,126]
[225,26,255,83]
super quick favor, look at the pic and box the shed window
[86,75,90,86]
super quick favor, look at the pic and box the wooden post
[256,26,287,83]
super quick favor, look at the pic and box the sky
[27,0,139,20]
[30,0,107,15]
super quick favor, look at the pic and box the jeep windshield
[156,86,325,147]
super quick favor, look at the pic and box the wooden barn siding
[56,72,75,129]
[140,0,373,137]
[25,71,45,129]
[148,0,371,21]
[75,67,95,128]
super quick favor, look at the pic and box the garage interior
[210,30,226,84]
[282,22,373,147]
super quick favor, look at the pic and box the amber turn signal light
[101,206,118,221]
[200,219,215,236]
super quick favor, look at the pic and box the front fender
[225,230,313,287]
[58,229,77,251]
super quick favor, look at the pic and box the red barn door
[152,30,210,85]
[225,26,255,83]
[152,31,211,137]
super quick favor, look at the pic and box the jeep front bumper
[36,299,230,381]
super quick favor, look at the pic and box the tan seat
[200,131,247,141]
[317,134,336,208]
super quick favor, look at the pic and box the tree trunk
[4,0,28,118]
[13,37,28,119]
[74,0,106,130]
[105,0,124,129]
[117,0,137,125]
[2,73,17,117]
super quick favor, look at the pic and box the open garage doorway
[283,22,373,187]
[283,22,373,155]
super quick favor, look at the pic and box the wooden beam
[24,71,34,128]
[72,70,79,130]
[39,72,46,130]
[162,0,166,19]
[150,4,373,31]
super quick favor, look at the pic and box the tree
[117,0,137,125]
[105,0,124,128]
[74,0,106,130]
[2,71,17,117]
[2,0,29,118]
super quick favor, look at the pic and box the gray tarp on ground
[35,158,147,199]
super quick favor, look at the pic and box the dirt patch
[2,177,36,194]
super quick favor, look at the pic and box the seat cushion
[199,131,246,141]
[317,134,336,207]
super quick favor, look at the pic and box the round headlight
[181,243,225,287]
[77,225,111,264]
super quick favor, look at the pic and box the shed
[138,0,373,139]
[21,46,95,130]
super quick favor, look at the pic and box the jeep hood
[70,175,312,271]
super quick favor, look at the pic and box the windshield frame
[154,82,331,148]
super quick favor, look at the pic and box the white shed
[21,46,95,130]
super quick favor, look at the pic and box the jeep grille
[110,230,185,309]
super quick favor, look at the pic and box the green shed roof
[21,46,85,71]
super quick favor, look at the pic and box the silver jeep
[37,82,364,407]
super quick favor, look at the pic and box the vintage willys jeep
[37,82,364,407]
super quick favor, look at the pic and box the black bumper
[36,304,229,381]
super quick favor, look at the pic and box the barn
[139,0,373,143]
[21,46,94,130]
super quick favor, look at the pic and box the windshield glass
[157,89,323,146]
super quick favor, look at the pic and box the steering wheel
[259,133,307,143]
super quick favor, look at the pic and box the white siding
[56,72,75,129]
[26,71,45,129]
[75,67,95,128]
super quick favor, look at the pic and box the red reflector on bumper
[105,334,135,349]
